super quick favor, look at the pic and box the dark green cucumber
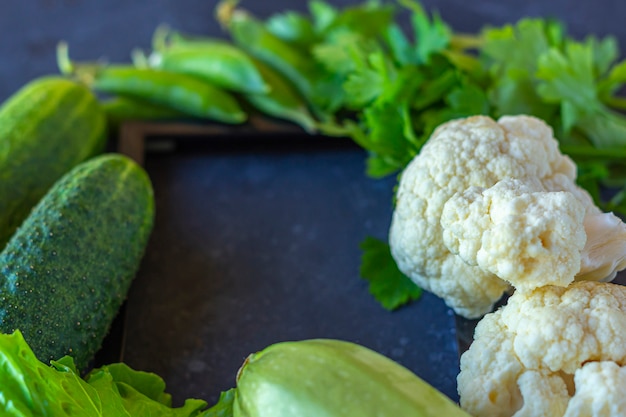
[0,76,107,249]
[0,154,154,370]
[234,339,471,417]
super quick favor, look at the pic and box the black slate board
[120,133,460,407]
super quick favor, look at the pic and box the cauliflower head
[388,115,626,318]
[457,281,626,417]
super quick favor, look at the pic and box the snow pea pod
[149,27,269,95]
[244,58,318,133]
[218,4,320,105]
[91,66,246,124]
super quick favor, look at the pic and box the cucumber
[234,339,471,417]
[0,76,107,249]
[0,154,154,371]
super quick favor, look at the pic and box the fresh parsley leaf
[343,64,384,108]
[536,40,626,149]
[482,19,561,74]
[362,101,419,172]
[446,81,492,115]
[385,23,417,65]
[322,1,395,39]
[343,48,397,108]
[574,111,626,150]
[399,0,451,64]
[588,35,619,77]
[598,59,626,106]
[312,29,380,81]
[309,0,338,34]
[482,18,562,120]
[412,67,457,111]
[365,154,408,178]
[488,77,558,122]
[359,236,422,310]
[419,81,491,140]
[536,42,597,112]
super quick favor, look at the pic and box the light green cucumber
[0,76,107,249]
[0,153,154,371]
[234,339,471,417]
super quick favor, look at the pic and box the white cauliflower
[457,281,626,417]
[389,114,626,318]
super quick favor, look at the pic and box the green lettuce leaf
[0,330,208,416]
[0,330,107,416]
[199,389,236,417]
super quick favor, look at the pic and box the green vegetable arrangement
[0,330,469,416]
[2,0,626,415]
[54,0,626,310]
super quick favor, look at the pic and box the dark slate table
[117,133,460,407]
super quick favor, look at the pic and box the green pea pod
[101,96,189,128]
[149,27,270,95]
[57,42,246,124]
[218,2,319,104]
[245,59,318,133]
[93,66,246,124]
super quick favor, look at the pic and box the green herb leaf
[313,31,366,75]
[588,35,619,77]
[322,1,395,39]
[535,39,626,149]
[481,18,562,120]
[536,43,598,112]
[384,23,417,65]
[359,236,422,310]
[309,0,338,34]
[598,60,626,106]
[399,0,451,64]
[343,48,394,108]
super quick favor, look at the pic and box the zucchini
[0,154,154,370]
[0,76,107,249]
[234,339,471,417]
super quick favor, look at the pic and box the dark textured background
[4,0,626,410]
[123,135,460,406]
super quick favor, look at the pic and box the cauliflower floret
[564,362,626,417]
[458,281,626,417]
[441,178,586,290]
[389,114,626,318]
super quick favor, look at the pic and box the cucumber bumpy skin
[0,154,154,371]
[234,339,471,417]
[0,76,107,250]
